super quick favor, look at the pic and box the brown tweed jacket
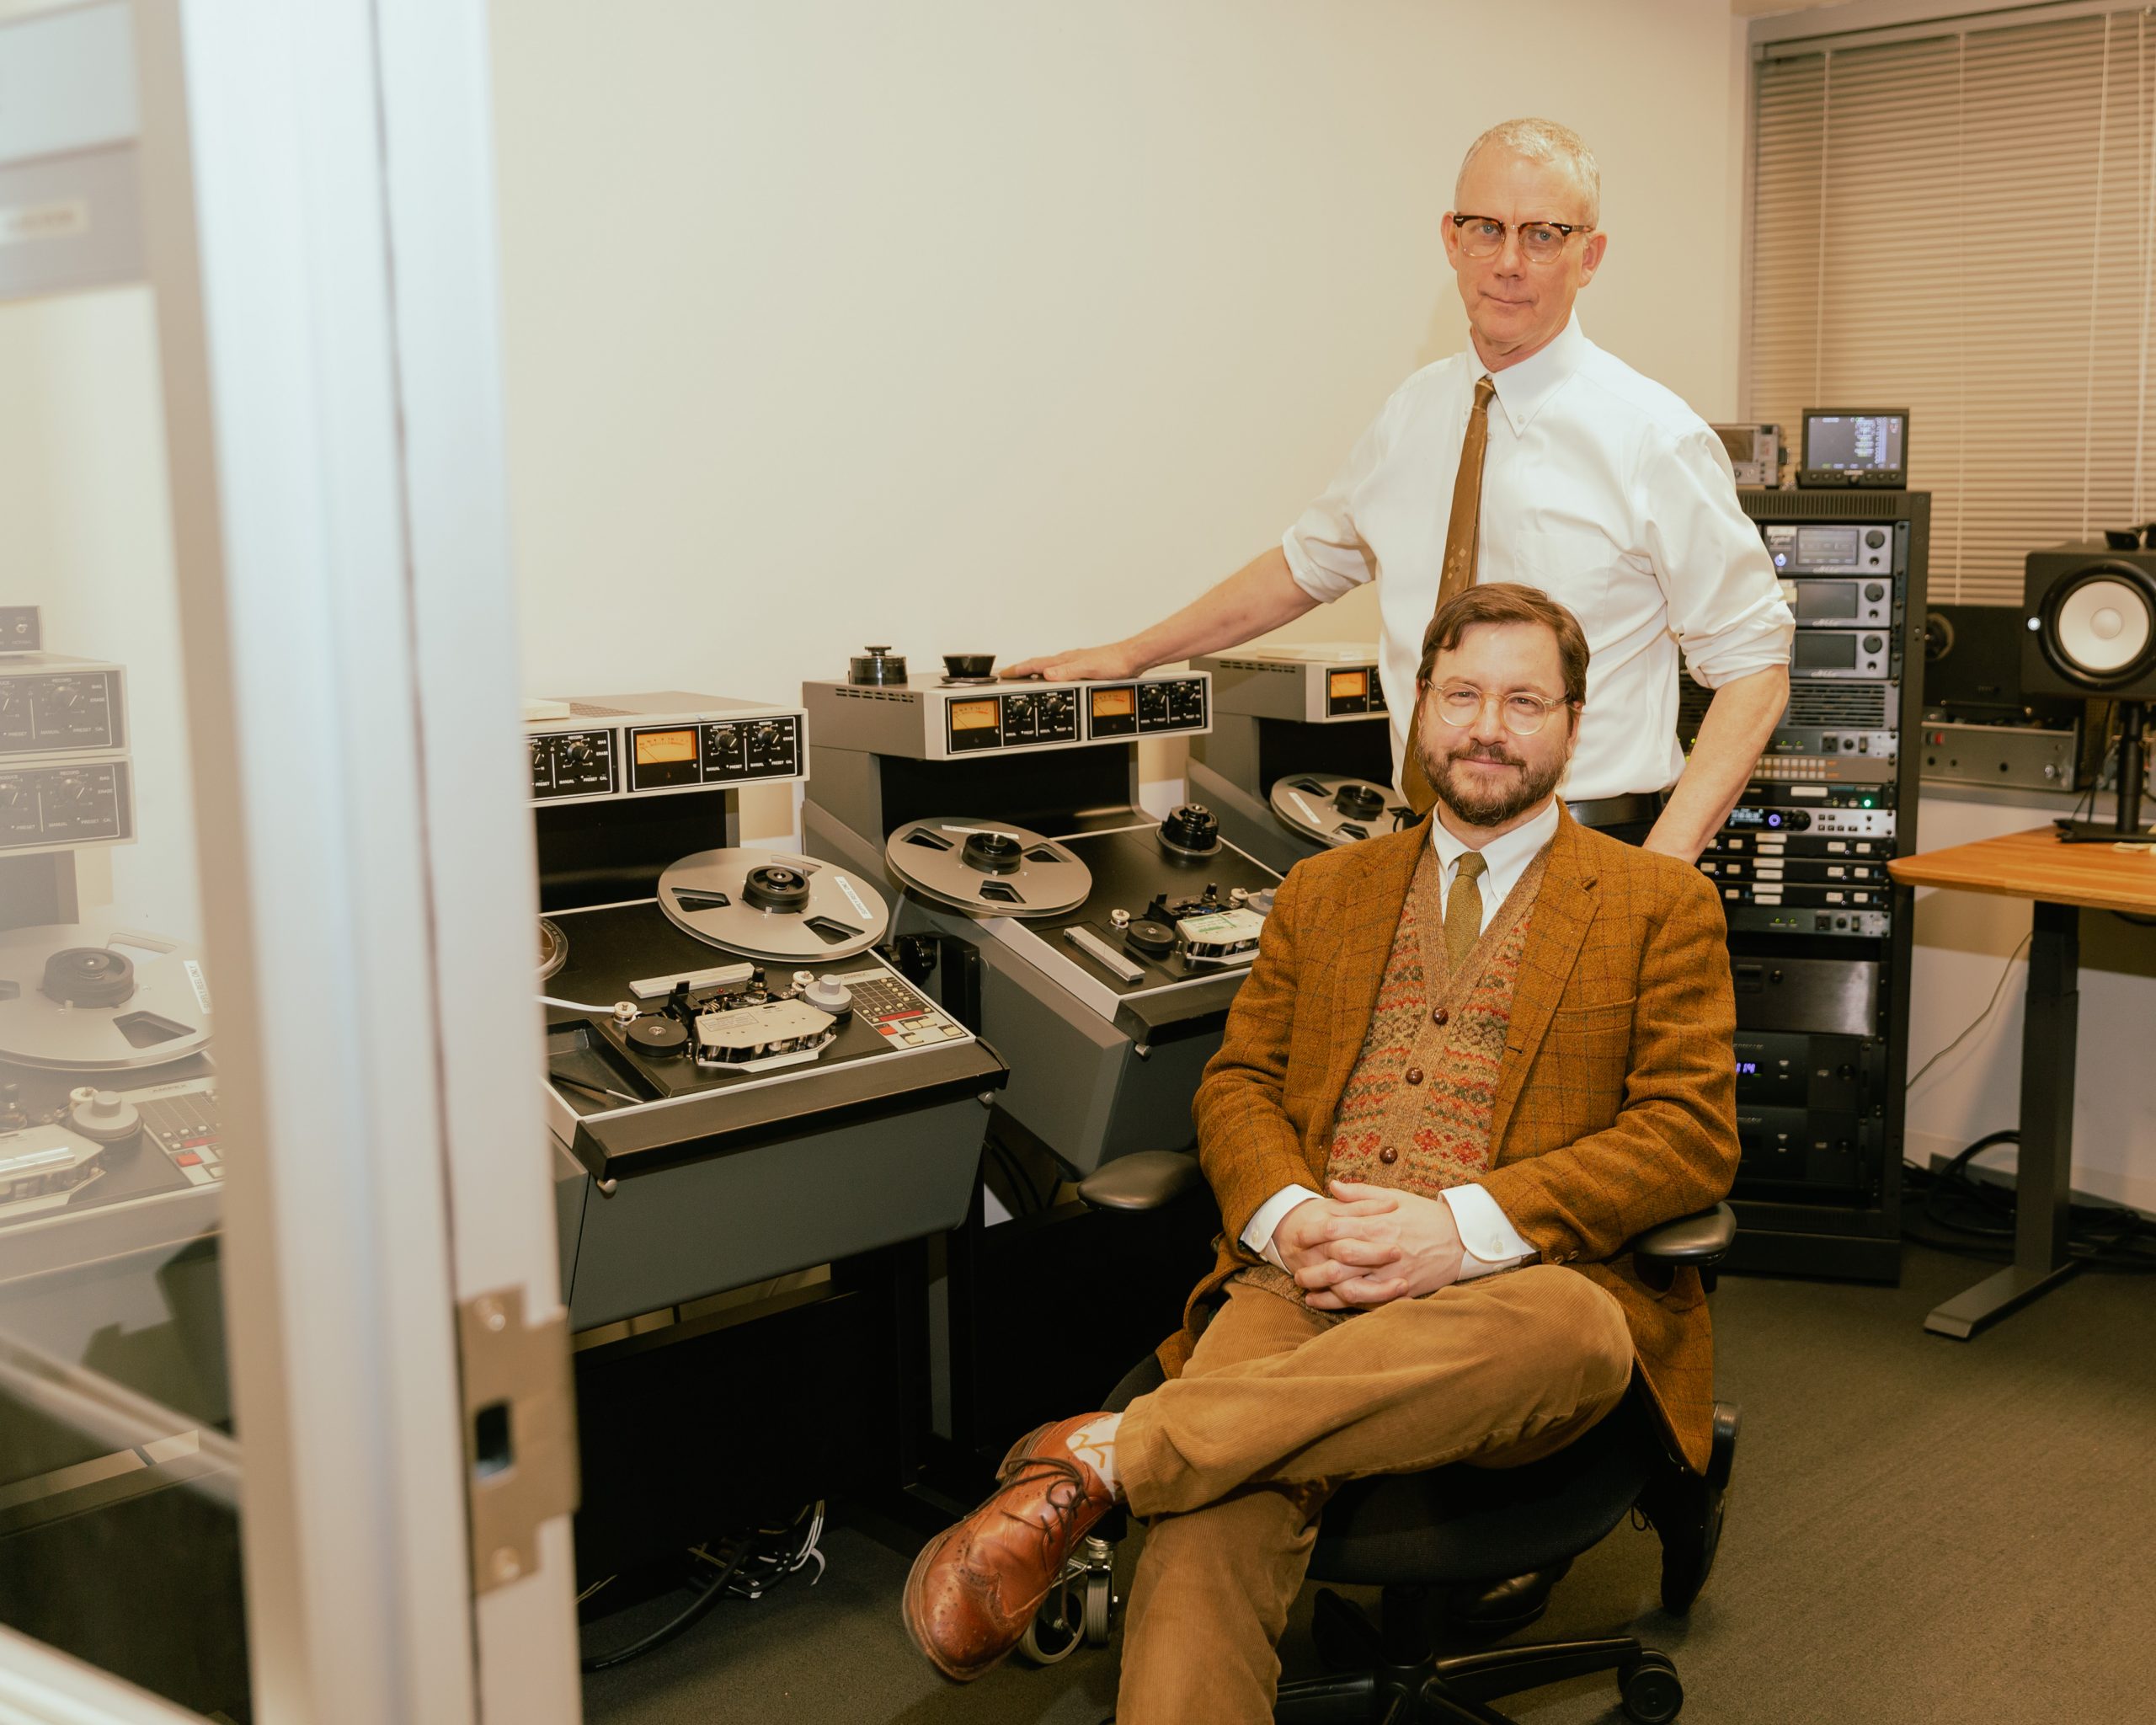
[1166,806,1740,1475]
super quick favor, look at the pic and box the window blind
[1751,7,2156,603]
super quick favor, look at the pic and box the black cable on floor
[1902,1130,2156,1273]
[580,1539,754,1674]
[579,1503,828,1674]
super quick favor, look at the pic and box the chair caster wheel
[1082,1571,1115,1643]
[1018,1583,1086,1665]
[1620,1650,1683,1723]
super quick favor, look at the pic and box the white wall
[0,285,200,943]
[488,0,1750,834]
[1905,787,2156,1216]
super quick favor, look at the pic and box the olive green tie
[1445,851,1488,979]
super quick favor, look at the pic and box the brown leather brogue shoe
[902,1412,1117,1682]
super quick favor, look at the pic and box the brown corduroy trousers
[1113,1266,1635,1725]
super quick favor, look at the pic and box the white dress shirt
[1281,314,1793,803]
[1241,799,1558,1279]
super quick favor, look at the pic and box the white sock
[1065,1413,1123,1499]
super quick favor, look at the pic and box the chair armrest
[1077,1151,1204,1213]
[1626,1202,1737,1273]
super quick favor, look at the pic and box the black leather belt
[1566,791,1666,830]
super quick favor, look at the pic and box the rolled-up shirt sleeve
[1641,428,1795,690]
[1282,398,1397,603]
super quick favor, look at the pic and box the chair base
[1276,1587,1683,1724]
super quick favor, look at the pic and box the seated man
[903,582,1739,1722]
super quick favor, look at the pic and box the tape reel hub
[961,830,1024,875]
[45,948,136,1009]
[743,865,812,912]
[1333,782,1385,821]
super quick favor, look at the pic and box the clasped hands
[1274,1179,1466,1311]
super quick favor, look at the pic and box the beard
[1415,729,1570,828]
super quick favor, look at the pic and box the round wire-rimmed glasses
[1429,681,1572,735]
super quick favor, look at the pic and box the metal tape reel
[659,848,889,963]
[1269,774,1401,848]
[0,924,213,1071]
[538,918,568,981]
[884,819,1091,918]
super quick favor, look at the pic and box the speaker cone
[2035,560,2156,690]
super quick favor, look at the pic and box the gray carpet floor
[581,1242,2156,1724]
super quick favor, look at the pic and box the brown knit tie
[1403,375,1498,816]
[1444,851,1487,979]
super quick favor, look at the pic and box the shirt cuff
[1441,1184,1537,1279]
[1243,1183,1324,1269]
[1280,527,1366,604]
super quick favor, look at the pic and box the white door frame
[95,1,584,1721]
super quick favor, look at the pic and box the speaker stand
[2056,700,2156,844]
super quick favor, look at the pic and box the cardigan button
[1431,1007,1449,1027]
[1379,1146,1399,1166]
[1405,1067,1424,1086]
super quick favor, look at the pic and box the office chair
[1022,1151,1738,1725]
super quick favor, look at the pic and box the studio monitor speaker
[2023,546,2156,698]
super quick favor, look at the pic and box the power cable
[1904,932,2033,1092]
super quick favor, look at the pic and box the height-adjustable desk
[1890,827,2156,1338]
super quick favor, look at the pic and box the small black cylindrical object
[1124,918,1176,958]
[849,645,908,686]
[962,830,1025,874]
[1333,782,1385,820]
[743,865,812,912]
[942,653,995,679]
[42,948,136,1009]
[1159,804,1221,857]
[628,1017,688,1056]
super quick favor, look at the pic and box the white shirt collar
[1482,312,1589,435]
[1427,794,1561,905]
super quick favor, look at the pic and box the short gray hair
[1454,118,1600,226]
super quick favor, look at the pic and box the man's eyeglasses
[1428,681,1572,736]
[1450,214,1593,264]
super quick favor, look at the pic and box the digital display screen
[1794,633,1860,670]
[1806,412,1906,473]
[1090,687,1134,719]
[951,699,1000,732]
[1728,808,1786,829]
[634,729,696,765]
[1736,1060,1758,1076]
[1328,670,1369,701]
[1790,579,1857,617]
[1795,527,1860,566]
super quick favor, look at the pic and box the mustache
[1450,741,1523,767]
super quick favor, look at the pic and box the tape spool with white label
[659,847,890,962]
[1269,774,1401,848]
[884,818,1091,917]
[0,924,213,1071]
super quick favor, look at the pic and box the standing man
[1009,117,1790,858]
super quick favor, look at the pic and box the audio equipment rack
[1681,491,1929,1280]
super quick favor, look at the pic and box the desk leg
[1924,900,2086,1339]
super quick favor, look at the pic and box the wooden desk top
[1889,825,2156,914]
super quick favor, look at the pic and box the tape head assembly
[883,819,1092,917]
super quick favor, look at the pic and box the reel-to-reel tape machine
[0,630,221,1250]
[526,691,1003,1332]
[1187,644,1404,871]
